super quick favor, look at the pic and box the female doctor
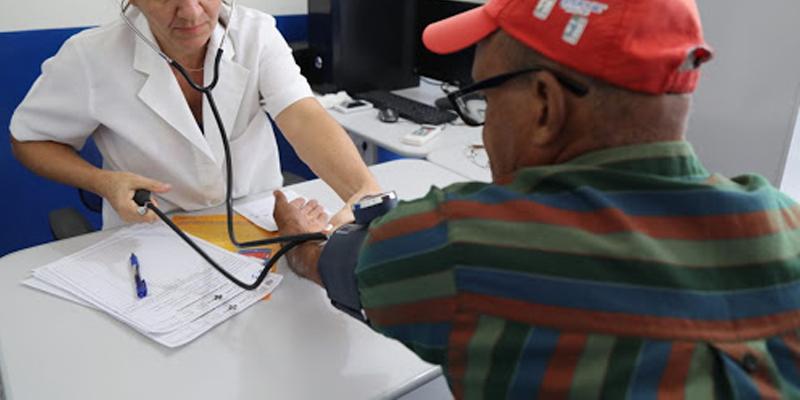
[9,0,380,229]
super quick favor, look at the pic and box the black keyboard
[353,90,458,125]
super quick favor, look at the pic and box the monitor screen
[416,0,483,87]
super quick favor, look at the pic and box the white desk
[0,160,467,400]
[328,80,483,159]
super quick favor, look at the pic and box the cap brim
[422,6,499,55]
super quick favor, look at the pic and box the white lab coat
[10,5,313,228]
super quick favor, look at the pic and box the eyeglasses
[464,144,490,169]
[446,67,590,126]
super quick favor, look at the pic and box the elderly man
[275,0,800,397]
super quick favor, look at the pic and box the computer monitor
[307,0,419,93]
[416,0,483,87]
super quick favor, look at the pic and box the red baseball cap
[423,0,713,94]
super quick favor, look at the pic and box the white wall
[781,105,800,198]
[690,1,800,188]
[0,0,307,32]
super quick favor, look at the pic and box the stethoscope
[121,0,327,290]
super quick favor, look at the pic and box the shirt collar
[562,141,710,179]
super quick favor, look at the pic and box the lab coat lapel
[132,11,215,161]
[202,19,249,169]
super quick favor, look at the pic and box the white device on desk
[332,99,373,114]
[402,125,444,146]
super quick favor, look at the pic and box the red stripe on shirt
[459,293,800,342]
[447,313,479,400]
[440,200,800,241]
[365,297,456,326]
[657,341,695,400]
[781,331,800,379]
[538,333,588,400]
[367,211,444,244]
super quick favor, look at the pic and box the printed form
[23,223,282,348]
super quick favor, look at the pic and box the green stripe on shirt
[463,316,506,400]
[569,334,616,400]
[359,270,456,308]
[448,219,800,267]
[600,337,644,399]
[483,321,532,400]
[360,242,800,291]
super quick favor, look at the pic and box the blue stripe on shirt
[627,340,672,400]
[506,327,560,398]
[380,322,451,348]
[358,224,450,272]
[767,337,800,390]
[720,353,762,398]
[455,267,800,320]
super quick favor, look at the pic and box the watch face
[357,191,398,209]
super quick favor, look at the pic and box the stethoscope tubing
[124,1,327,290]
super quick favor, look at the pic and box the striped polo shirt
[355,141,800,399]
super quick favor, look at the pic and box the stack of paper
[23,223,282,348]
[234,189,333,232]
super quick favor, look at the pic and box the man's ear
[528,71,566,146]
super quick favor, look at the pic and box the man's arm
[274,98,382,227]
[286,243,324,286]
[274,190,367,322]
[273,190,326,285]
[10,138,170,223]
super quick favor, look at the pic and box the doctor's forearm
[11,138,111,197]
[308,125,381,204]
[277,99,381,203]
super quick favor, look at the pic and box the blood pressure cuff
[318,223,370,324]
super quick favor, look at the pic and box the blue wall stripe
[273,14,307,43]
[1,27,101,257]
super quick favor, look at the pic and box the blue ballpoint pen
[130,253,148,299]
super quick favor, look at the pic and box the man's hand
[273,191,328,285]
[273,191,330,236]
[96,171,171,223]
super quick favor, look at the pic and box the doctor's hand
[96,171,171,224]
[273,191,329,236]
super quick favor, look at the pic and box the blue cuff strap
[318,223,370,323]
